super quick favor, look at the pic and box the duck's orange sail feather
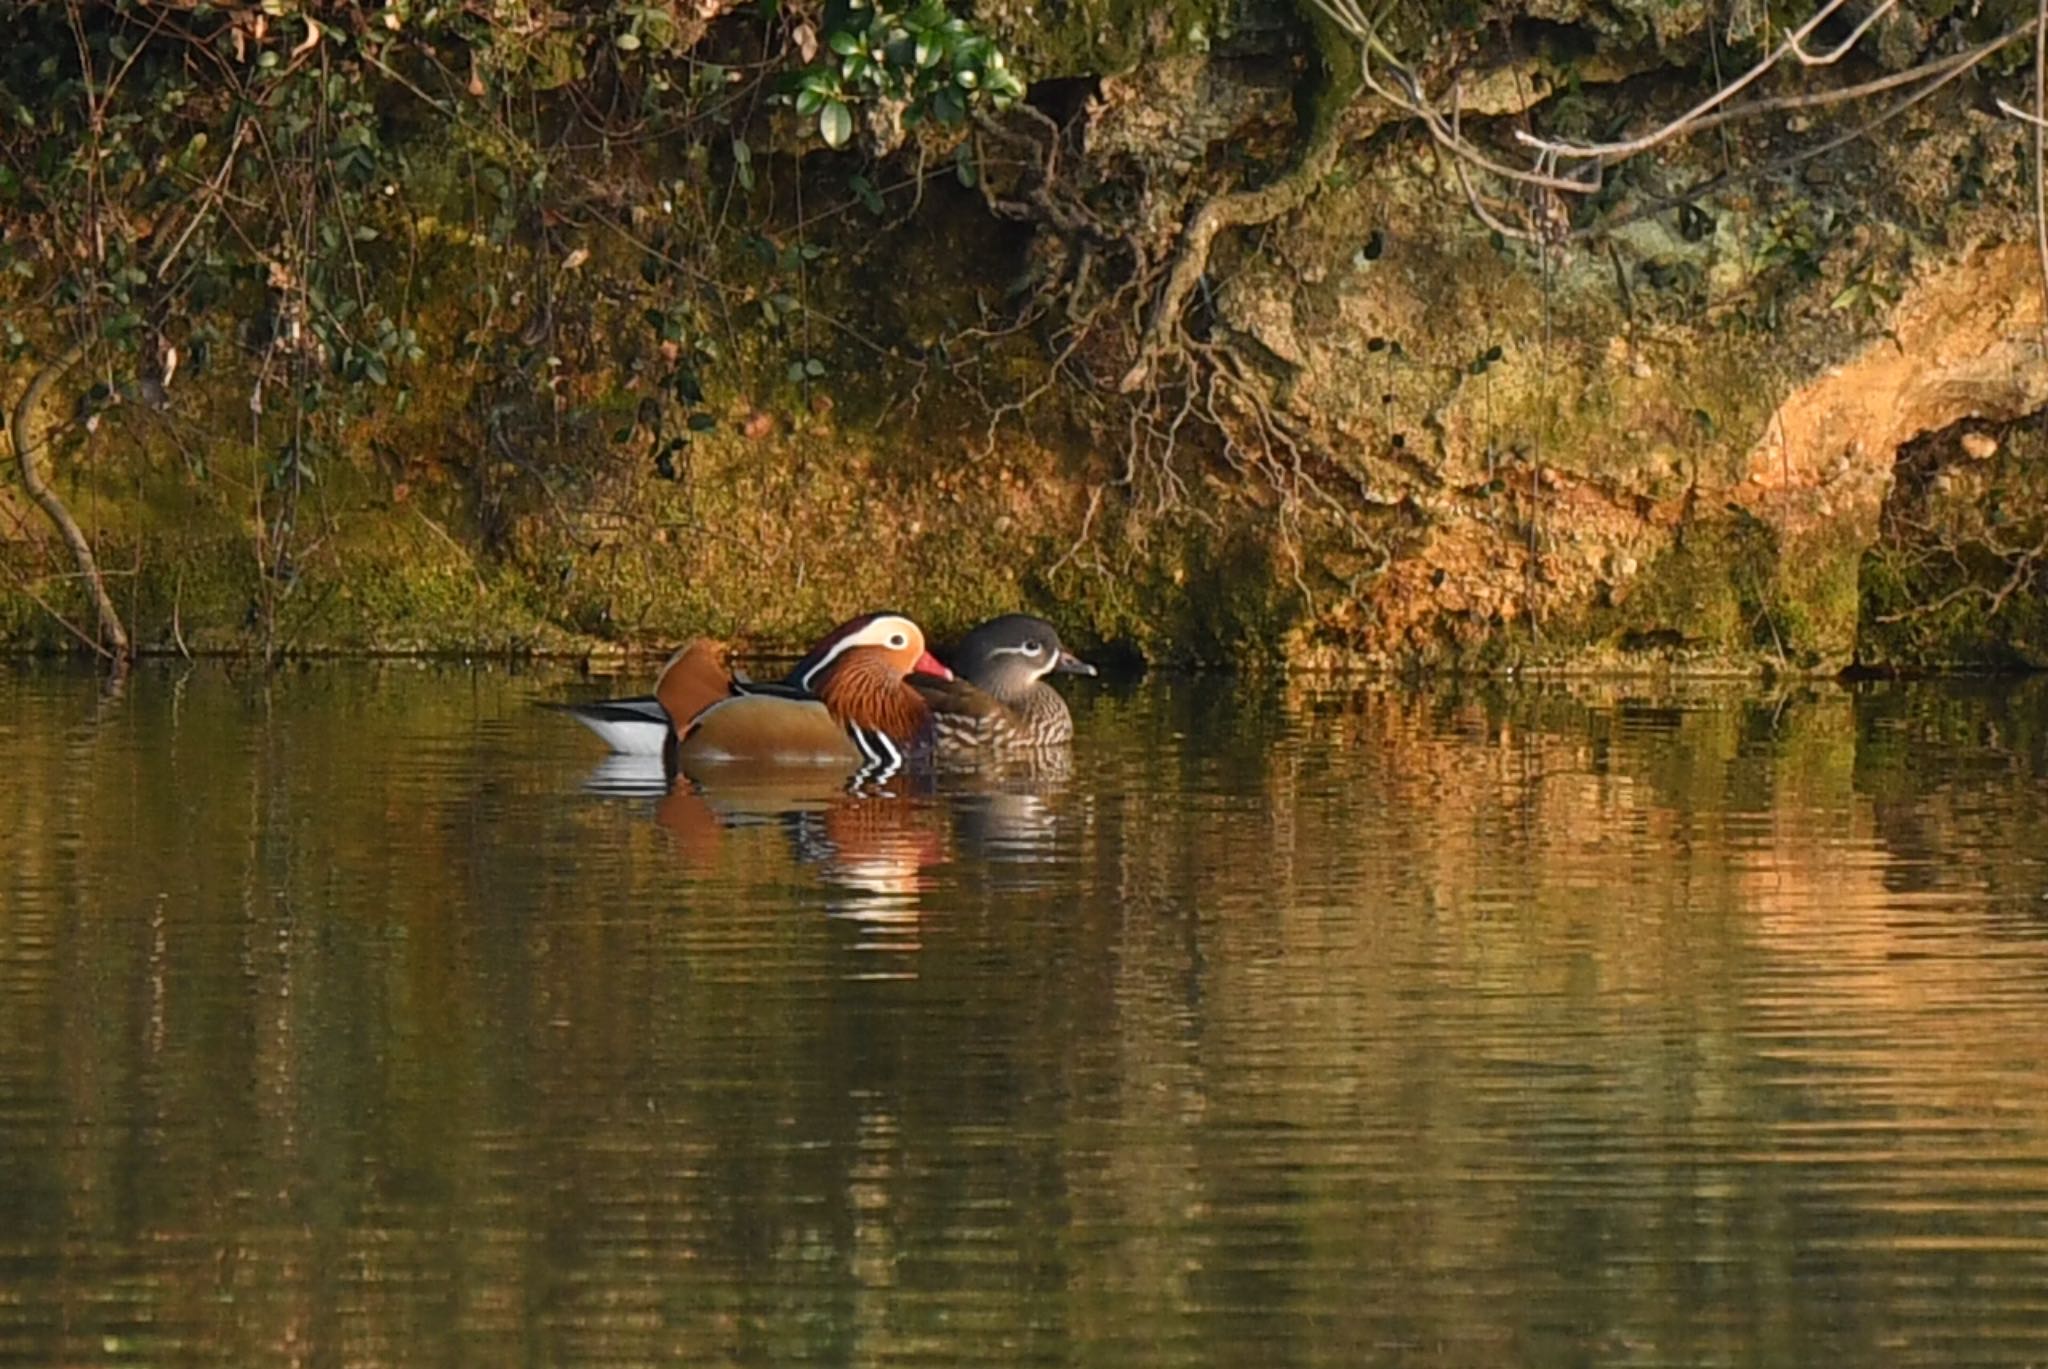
[654,639,736,730]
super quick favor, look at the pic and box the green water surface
[2,664,2046,1366]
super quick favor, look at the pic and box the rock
[1961,431,1998,460]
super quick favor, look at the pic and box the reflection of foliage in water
[3,665,2048,1361]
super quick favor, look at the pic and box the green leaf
[829,29,861,56]
[931,86,965,125]
[615,30,642,51]
[849,173,884,215]
[819,99,853,148]
[804,357,826,377]
[954,140,978,188]
[795,86,826,116]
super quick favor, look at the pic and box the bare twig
[1046,485,1105,577]
[1312,0,2031,236]
[6,343,129,659]
[1511,0,1897,167]
[412,506,490,598]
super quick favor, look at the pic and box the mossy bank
[5,0,2047,670]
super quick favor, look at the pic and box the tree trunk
[8,344,131,659]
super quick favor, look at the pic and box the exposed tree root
[1117,116,1346,395]
[8,343,131,659]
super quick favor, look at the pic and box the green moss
[984,0,1274,76]
[1106,522,1302,662]
[1589,506,1862,672]
[1771,520,1868,666]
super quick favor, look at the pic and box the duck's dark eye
[889,633,907,649]
[1024,640,1043,654]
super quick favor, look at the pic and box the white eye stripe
[798,636,857,690]
[799,616,917,689]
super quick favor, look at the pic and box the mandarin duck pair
[557,613,1095,777]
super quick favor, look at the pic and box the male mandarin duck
[554,612,949,760]
[910,614,1096,753]
[672,612,951,773]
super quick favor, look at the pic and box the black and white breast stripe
[847,723,904,782]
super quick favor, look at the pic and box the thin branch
[1309,0,2023,217]
[1511,0,1895,167]
[2026,0,2046,334]
[7,343,129,659]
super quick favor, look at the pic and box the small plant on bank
[787,0,1025,148]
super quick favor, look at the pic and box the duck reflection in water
[650,771,950,939]
[577,749,1077,928]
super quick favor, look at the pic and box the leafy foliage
[789,0,1025,147]
[0,0,1021,650]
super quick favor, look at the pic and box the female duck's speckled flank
[911,614,1095,753]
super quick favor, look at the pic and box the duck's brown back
[672,693,864,766]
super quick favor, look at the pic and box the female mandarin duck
[672,612,951,773]
[910,613,1096,752]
